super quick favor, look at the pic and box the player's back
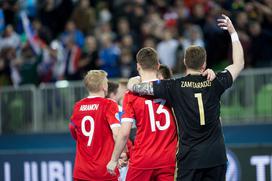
[153,71,233,169]
[122,91,177,169]
[70,96,120,180]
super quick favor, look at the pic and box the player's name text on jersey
[181,80,211,89]
[80,104,99,111]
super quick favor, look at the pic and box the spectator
[97,2,112,23]
[249,21,272,67]
[0,48,13,86]
[50,40,65,81]
[120,49,137,78]
[143,37,156,48]
[71,0,96,35]
[99,33,121,78]
[18,45,40,85]
[116,18,131,39]
[157,29,178,70]
[62,36,81,80]
[120,34,137,56]
[60,20,85,48]
[38,0,74,38]
[95,22,116,44]
[0,25,20,51]
[78,35,100,78]
[182,24,204,50]
[32,19,52,44]
[1,0,18,26]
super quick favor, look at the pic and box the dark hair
[136,47,159,70]
[106,81,119,98]
[159,64,173,79]
[184,46,206,70]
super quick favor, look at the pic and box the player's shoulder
[154,78,178,86]
[215,69,233,82]
[104,98,119,109]
[123,90,138,102]
[74,97,88,106]
[216,69,230,76]
[122,90,136,98]
[105,98,118,104]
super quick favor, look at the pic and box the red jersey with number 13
[70,96,120,180]
[122,91,177,169]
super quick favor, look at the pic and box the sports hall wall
[0,124,271,181]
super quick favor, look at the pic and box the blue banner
[0,151,74,181]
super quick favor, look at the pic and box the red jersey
[122,91,177,169]
[70,96,120,180]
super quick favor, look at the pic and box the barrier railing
[0,68,272,134]
[221,68,272,124]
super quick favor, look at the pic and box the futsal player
[107,47,178,181]
[69,70,121,181]
[158,64,173,79]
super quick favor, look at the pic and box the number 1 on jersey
[194,93,205,126]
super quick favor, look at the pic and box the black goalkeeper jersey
[153,70,233,169]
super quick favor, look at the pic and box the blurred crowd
[0,0,271,87]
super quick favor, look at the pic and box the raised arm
[217,14,244,81]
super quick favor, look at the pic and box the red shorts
[126,166,175,181]
[74,178,118,181]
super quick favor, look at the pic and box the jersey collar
[87,96,103,99]
[142,79,159,83]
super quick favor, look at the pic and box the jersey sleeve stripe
[110,123,121,128]
[121,118,135,123]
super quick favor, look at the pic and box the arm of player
[107,122,132,175]
[111,127,119,142]
[69,122,77,140]
[128,69,216,95]
[217,14,244,81]
[127,76,154,95]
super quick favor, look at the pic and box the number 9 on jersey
[81,116,95,146]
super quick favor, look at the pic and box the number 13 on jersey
[145,99,171,132]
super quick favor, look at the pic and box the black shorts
[175,164,227,181]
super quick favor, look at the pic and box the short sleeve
[216,69,233,91]
[121,93,135,123]
[153,79,174,101]
[106,100,121,128]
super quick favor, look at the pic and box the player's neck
[88,91,105,98]
[140,71,158,82]
[186,68,203,75]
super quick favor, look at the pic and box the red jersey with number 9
[70,96,120,180]
[121,91,177,169]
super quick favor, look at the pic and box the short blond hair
[84,70,107,92]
